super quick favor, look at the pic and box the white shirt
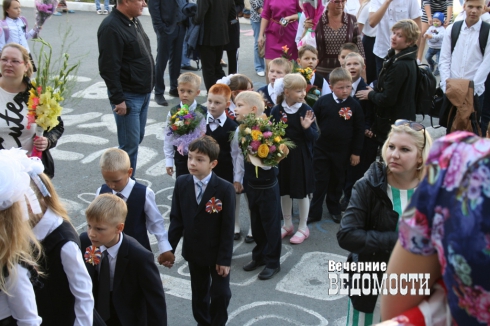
[96,179,172,254]
[99,233,124,291]
[332,92,347,103]
[310,73,332,96]
[0,87,35,154]
[370,0,421,58]
[230,126,245,183]
[357,2,377,37]
[439,19,490,96]
[228,101,236,117]
[32,208,94,326]
[344,0,361,16]
[193,172,212,202]
[0,264,42,326]
[164,100,198,167]
[0,17,36,52]
[267,83,277,106]
[351,77,362,97]
[206,111,227,132]
[281,100,303,114]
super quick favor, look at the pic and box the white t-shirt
[358,2,377,37]
[370,0,421,58]
[344,0,361,16]
[0,86,35,153]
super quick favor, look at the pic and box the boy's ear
[296,58,301,64]
[116,223,125,233]
[127,167,133,178]
[226,100,231,108]
[210,160,218,169]
[196,89,201,96]
[251,105,258,114]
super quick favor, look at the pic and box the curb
[22,0,251,24]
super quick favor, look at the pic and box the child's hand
[166,167,174,176]
[365,129,374,138]
[426,34,433,39]
[300,110,315,129]
[158,251,175,268]
[350,155,360,166]
[233,182,243,194]
[216,265,230,277]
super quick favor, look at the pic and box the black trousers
[481,72,490,135]
[175,157,190,178]
[154,24,185,95]
[199,45,226,91]
[246,182,281,269]
[342,137,378,204]
[309,149,350,218]
[375,55,384,81]
[188,262,231,326]
[225,49,238,75]
[362,35,376,85]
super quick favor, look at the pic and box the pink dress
[261,0,301,60]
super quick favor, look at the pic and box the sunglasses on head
[394,119,426,150]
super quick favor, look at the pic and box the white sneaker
[257,71,265,77]
[97,9,102,14]
[103,10,108,14]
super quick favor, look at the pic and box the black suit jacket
[354,77,375,131]
[148,0,186,35]
[80,233,167,326]
[168,172,235,266]
[194,0,236,46]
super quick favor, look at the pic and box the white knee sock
[281,195,293,228]
[298,197,310,231]
[234,193,241,233]
[244,194,253,237]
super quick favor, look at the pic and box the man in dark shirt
[98,0,155,177]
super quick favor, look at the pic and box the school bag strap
[451,20,490,55]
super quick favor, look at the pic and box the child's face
[338,49,353,67]
[87,220,124,248]
[207,93,230,118]
[432,18,442,27]
[268,64,286,85]
[101,169,132,193]
[330,80,352,100]
[6,1,21,19]
[234,99,257,122]
[178,82,200,106]
[187,150,217,180]
[391,28,411,52]
[297,50,318,69]
[344,57,363,81]
[284,87,306,104]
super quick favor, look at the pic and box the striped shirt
[387,184,415,231]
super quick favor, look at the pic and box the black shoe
[306,217,321,225]
[244,235,254,243]
[234,233,241,240]
[243,260,266,271]
[155,94,168,106]
[331,214,342,224]
[258,266,280,280]
[340,200,349,212]
[169,89,179,97]
[181,65,198,71]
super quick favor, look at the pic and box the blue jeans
[109,91,151,177]
[95,0,109,11]
[425,47,440,70]
[251,20,265,73]
[182,40,191,67]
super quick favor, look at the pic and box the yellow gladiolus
[257,144,269,158]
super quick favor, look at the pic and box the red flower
[280,111,287,123]
[172,125,178,131]
[206,197,223,214]
[339,107,352,120]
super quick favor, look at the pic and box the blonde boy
[257,58,292,115]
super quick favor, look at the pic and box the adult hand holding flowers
[300,110,315,129]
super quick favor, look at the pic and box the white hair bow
[216,74,237,86]
[273,78,285,98]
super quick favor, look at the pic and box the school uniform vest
[245,162,278,188]
[257,85,274,116]
[171,104,208,170]
[100,183,151,251]
[206,117,238,183]
[34,221,80,326]
[310,72,325,91]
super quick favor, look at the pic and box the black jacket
[336,161,399,313]
[98,9,155,105]
[194,0,236,46]
[42,116,64,178]
[368,45,418,143]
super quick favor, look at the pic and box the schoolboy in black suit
[80,194,169,326]
[166,136,235,326]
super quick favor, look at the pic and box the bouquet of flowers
[166,104,206,155]
[294,65,321,107]
[27,39,79,158]
[33,0,58,38]
[281,45,292,60]
[237,114,295,174]
[297,0,325,49]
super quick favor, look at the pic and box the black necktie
[115,192,124,200]
[208,117,221,124]
[337,98,343,104]
[98,251,111,321]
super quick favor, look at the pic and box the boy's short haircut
[269,58,292,74]
[235,91,265,116]
[86,193,127,225]
[391,19,420,46]
[178,72,201,89]
[209,84,232,101]
[344,52,365,67]
[339,42,360,54]
[188,136,220,162]
[329,67,353,86]
[229,74,253,92]
[100,148,131,172]
[298,45,318,58]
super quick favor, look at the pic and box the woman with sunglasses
[337,120,432,326]
[0,43,63,177]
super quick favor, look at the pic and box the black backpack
[415,64,437,118]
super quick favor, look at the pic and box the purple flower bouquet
[33,0,58,38]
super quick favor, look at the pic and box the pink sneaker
[281,225,294,239]
[290,228,309,244]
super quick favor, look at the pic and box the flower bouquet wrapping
[166,104,206,155]
[297,0,325,49]
[33,0,58,38]
[27,39,79,158]
[237,113,295,177]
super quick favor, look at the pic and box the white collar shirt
[332,93,347,103]
[207,111,227,131]
[310,72,332,96]
[100,233,124,291]
[193,172,213,203]
[351,78,362,96]
[281,100,303,114]
[268,83,277,105]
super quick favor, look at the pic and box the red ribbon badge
[280,111,288,123]
[339,107,352,120]
[84,246,102,266]
[206,197,223,214]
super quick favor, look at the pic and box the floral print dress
[399,131,490,325]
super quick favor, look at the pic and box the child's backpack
[0,17,29,41]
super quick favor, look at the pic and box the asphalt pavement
[23,7,446,325]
